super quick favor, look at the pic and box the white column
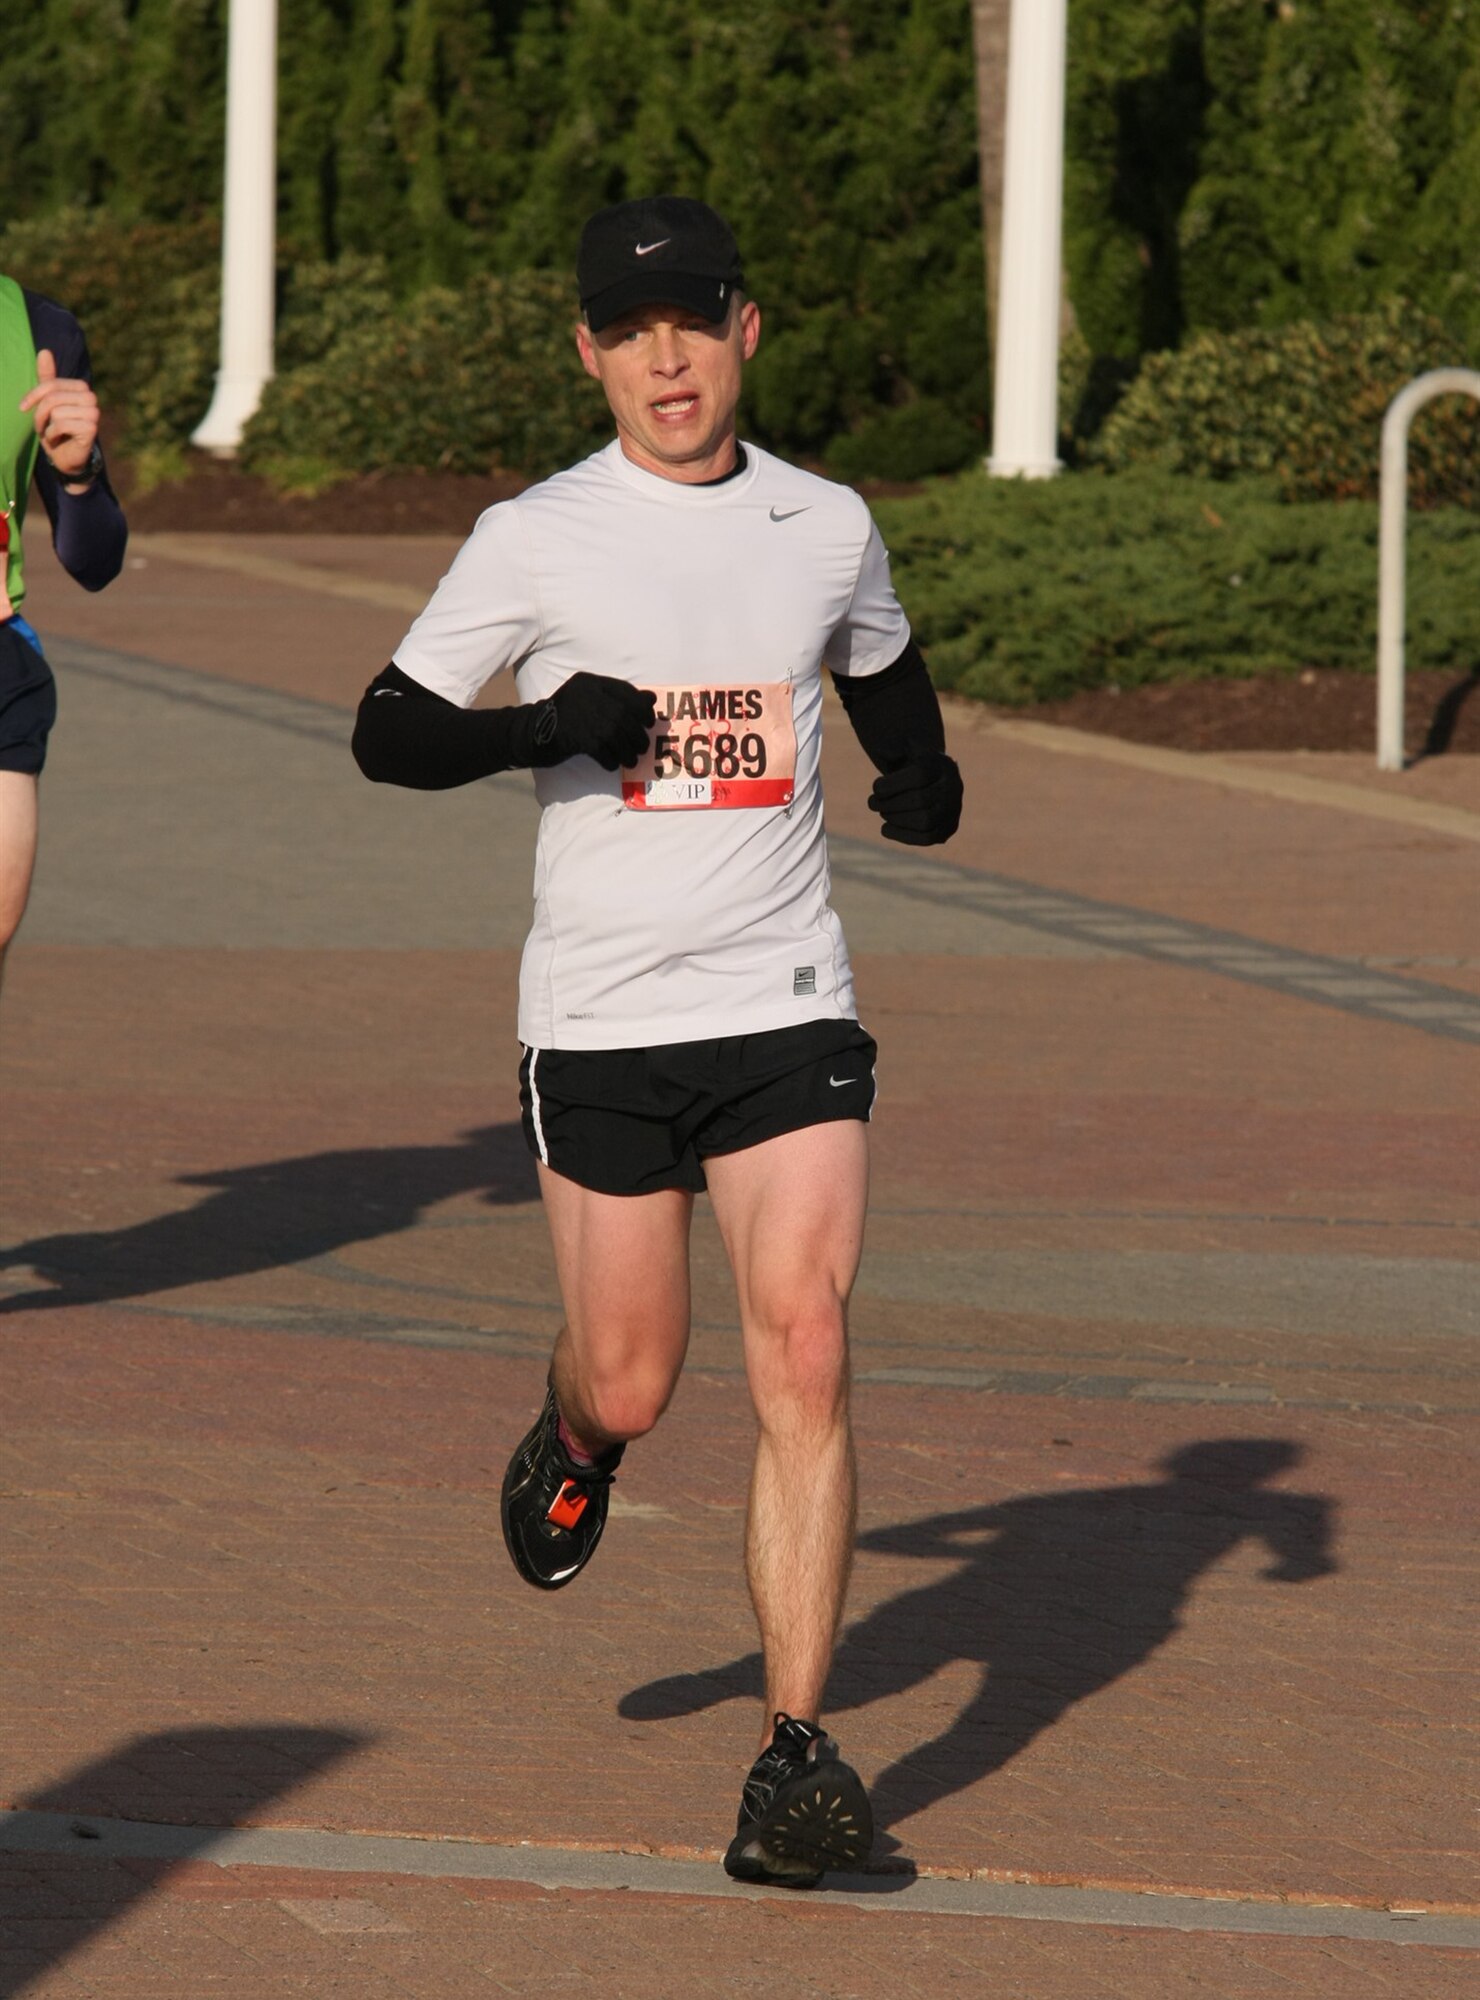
[192,0,279,456]
[987,0,1068,479]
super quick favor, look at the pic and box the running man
[353,197,962,1886]
[0,277,127,996]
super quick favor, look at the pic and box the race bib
[622,681,796,811]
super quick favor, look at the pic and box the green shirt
[0,273,40,616]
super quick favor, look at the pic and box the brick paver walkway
[1,536,1475,1997]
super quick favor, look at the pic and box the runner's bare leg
[537,1164,694,1453]
[0,771,39,998]
[707,1120,868,1749]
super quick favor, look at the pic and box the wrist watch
[50,440,105,489]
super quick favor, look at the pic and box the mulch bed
[120,457,530,537]
[117,458,1480,757]
[1014,667,1480,758]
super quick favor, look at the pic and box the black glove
[867,752,963,846]
[530,673,657,772]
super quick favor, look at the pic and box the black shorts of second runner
[0,620,58,775]
[519,1019,878,1197]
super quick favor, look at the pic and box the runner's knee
[579,1355,682,1441]
[746,1302,850,1429]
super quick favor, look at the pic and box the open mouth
[652,397,698,419]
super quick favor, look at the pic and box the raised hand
[20,348,101,484]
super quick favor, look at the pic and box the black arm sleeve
[352,664,543,788]
[830,638,945,774]
[23,291,128,592]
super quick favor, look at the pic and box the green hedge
[0,216,608,481]
[873,467,1480,706]
[1089,305,1480,506]
[240,267,610,481]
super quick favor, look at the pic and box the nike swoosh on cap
[829,1074,855,1087]
[634,239,671,256]
[770,506,810,523]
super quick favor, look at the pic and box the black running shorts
[0,621,57,775]
[519,1019,878,1197]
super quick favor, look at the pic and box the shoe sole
[722,1758,873,1888]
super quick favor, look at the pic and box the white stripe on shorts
[527,1048,549,1164]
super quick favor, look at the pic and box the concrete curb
[3,1813,1475,1948]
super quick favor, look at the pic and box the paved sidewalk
[1,536,1476,1997]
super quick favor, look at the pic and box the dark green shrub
[126,254,407,461]
[276,254,399,371]
[1057,321,1140,458]
[872,467,1480,706]
[1092,304,1480,506]
[824,400,980,484]
[241,269,610,478]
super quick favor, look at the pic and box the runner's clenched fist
[20,348,101,485]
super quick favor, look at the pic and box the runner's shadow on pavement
[0,1725,365,1996]
[0,1122,535,1315]
[620,1439,1336,1836]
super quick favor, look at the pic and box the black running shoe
[500,1384,624,1590]
[722,1713,873,1888]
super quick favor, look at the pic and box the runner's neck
[695,444,747,488]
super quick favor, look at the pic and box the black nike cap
[578,196,745,333]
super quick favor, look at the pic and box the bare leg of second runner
[0,771,39,1001]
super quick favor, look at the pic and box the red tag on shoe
[546,1480,588,1531]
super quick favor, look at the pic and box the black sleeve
[352,664,542,788]
[829,638,946,774]
[23,290,128,592]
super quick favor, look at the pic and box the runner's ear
[737,297,761,360]
[574,320,602,382]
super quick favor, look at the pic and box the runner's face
[576,298,762,484]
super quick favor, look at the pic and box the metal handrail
[1377,369,1480,770]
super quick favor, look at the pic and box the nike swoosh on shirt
[635,239,671,256]
[829,1075,856,1088]
[770,506,810,523]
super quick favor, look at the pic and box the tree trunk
[971,0,1012,351]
